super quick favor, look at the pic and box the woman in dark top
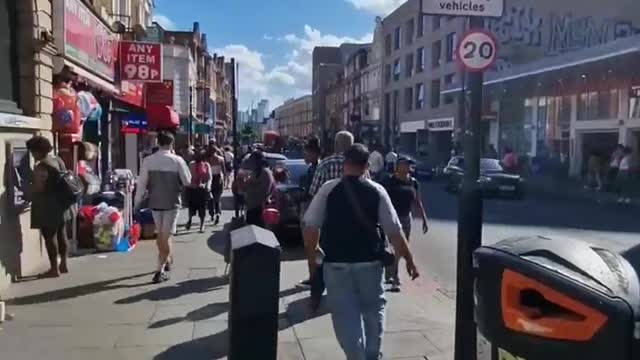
[27,136,74,278]
[383,155,428,291]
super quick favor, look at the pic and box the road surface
[412,180,640,295]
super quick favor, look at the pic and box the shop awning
[442,35,640,95]
[146,104,180,130]
[65,61,118,94]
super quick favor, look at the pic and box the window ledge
[0,111,44,130]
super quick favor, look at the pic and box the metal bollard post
[228,225,281,360]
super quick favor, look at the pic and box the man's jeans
[323,261,386,360]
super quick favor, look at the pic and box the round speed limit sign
[457,30,498,72]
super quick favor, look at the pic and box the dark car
[270,159,310,244]
[444,156,525,199]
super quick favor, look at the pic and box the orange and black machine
[474,236,640,360]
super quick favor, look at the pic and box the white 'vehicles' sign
[422,0,504,18]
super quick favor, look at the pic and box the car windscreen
[480,159,503,172]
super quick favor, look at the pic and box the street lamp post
[189,86,194,146]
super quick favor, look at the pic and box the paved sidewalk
[0,208,456,360]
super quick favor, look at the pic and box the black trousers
[311,263,325,302]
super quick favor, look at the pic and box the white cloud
[263,34,274,40]
[345,0,407,15]
[215,25,372,109]
[152,14,177,30]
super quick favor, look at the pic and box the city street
[412,180,640,296]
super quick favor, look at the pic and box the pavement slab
[0,206,456,360]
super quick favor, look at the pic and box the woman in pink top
[186,151,212,233]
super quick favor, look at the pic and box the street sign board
[456,29,498,72]
[119,41,163,82]
[421,0,504,18]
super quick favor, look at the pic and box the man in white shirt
[385,148,398,173]
[368,145,385,180]
[135,132,191,283]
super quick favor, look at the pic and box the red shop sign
[145,80,174,107]
[58,0,117,81]
[119,41,163,82]
[118,81,145,108]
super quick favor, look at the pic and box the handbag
[342,178,395,266]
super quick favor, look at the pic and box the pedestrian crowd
[585,144,635,203]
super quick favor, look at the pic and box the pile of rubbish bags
[79,203,140,252]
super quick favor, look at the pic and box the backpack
[55,158,84,207]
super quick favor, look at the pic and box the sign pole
[454,15,485,360]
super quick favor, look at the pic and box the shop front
[443,35,640,177]
[53,0,118,178]
[427,117,454,163]
[116,81,146,174]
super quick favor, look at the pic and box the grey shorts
[152,209,180,235]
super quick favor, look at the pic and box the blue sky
[153,0,407,109]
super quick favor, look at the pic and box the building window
[405,18,415,45]
[446,32,457,62]
[385,34,392,56]
[405,87,414,112]
[432,15,441,30]
[578,90,619,120]
[444,94,454,104]
[629,87,640,118]
[444,73,456,85]
[416,83,425,109]
[417,14,426,37]
[405,53,414,78]
[431,79,441,108]
[416,47,425,73]
[0,0,19,112]
[431,40,442,68]
[393,59,401,81]
[394,26,401,50]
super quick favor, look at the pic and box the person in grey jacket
[135,132,191,283]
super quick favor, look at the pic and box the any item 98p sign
[119,41,163,82]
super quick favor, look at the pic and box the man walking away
[297,131,355,293]
[303,144,419,360]
[135,132,191,284]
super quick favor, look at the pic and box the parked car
[444,156,525,199]
[269,159,310,244]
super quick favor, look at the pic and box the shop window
[416,83,425,110]
[629,87,640,118]
[578,90,619,120]
[405,87,413,112]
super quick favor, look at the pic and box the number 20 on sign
[456,29,498,72]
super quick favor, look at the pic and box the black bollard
[228,225,281,360]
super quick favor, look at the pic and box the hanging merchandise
[53,85,82,134]
[77,91,103,123]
